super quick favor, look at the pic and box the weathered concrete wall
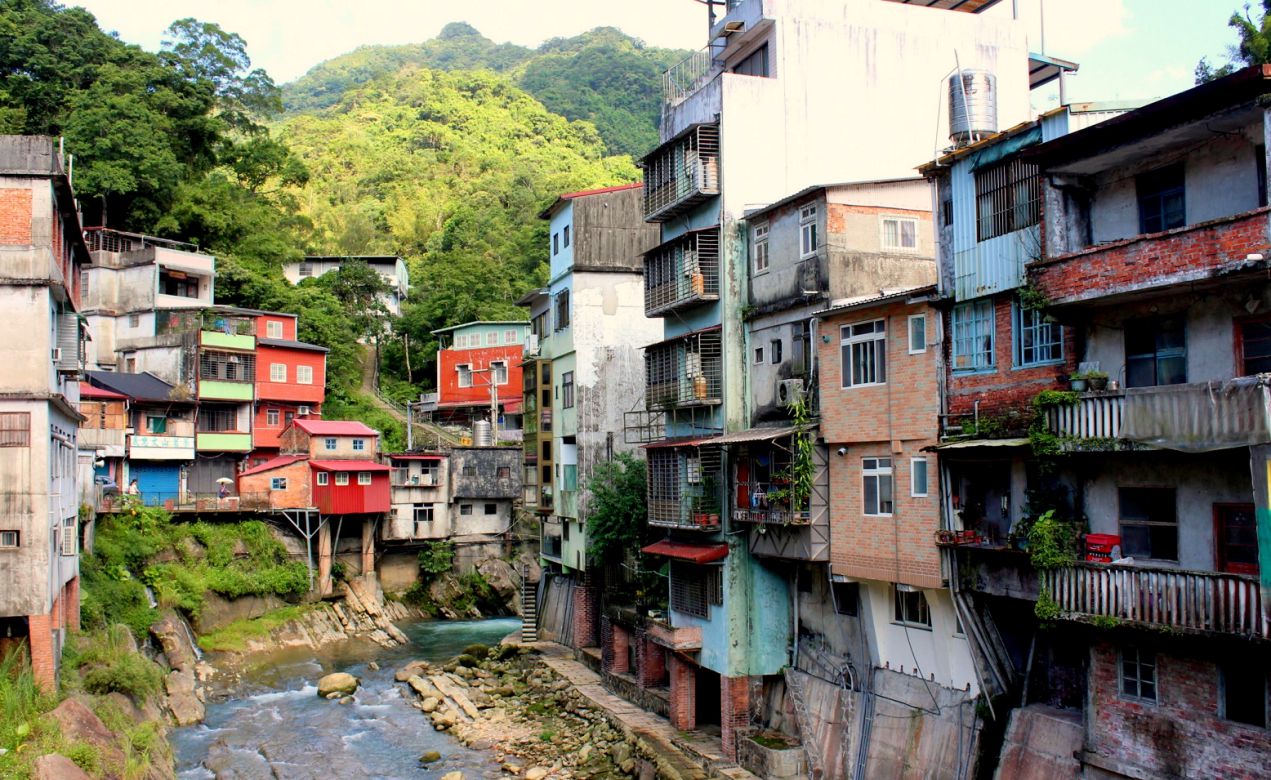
[994,704,1081,780]
[450,447,520,499]
[862,668,980,780]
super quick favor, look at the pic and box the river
[171,618,523,779]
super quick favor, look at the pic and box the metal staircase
[520,566,538,643]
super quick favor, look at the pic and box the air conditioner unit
[777,378,806,407]
[51,347,62,363]
[525,333,540,357]
[298,405,311,416]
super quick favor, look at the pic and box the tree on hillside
[161,17,282,134]
[1196,2,1271,83]
[315,261,392,343]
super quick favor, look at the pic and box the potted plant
[1084,370,1109,391]
[1068,371,1088,392]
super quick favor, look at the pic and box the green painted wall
[196,432,252,451]
[201,331,255,351]
[199,380,253,401]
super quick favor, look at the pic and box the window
[285,410,295,427]
[792,323,808,376]
[159,269,199,298]
[975,157,1040,241]
[335,472,349,485]
[1014,304,1063,367]
[324,437,337,450]
[1239,318,1271,375]
[754,346,765,364]
[562,371,575,409]
[832,582,859,616]
[296,365,313,385]
[125,356,136,372]
[552,233,560,255]
[266,321,283,339]
[952,300,995,372]
[353,439,365,451]
[299,263,312,277]
[799,204,818,258]
[563,225,570,248]
[146,415,166,434]
[0,530,18,548]
[199,350,256,382]
[460,504,473,516]
[1137,164,1185,234]
[840,320,887,387]
[1220,660,1268,728]
[270,477,288,490]
[893,587,932,628]
[769,339,782,365]
[911,457,929,498]
[270,363,287,383]
[908,314,926,354]
[266,409,280,426]
[486,331,497,346]
[1125,318,1186,387]
[555,290,570,331]
[491,360,508,386]
[497,466,511,479]
[733,43,769,77]
[457,363,472,388]
[462,463,477,477]
[882,217,918,250]
[128,313,140,328]
[484,503,497,515]
[863,457,893,516]
[0,412,31,447]
[752,223,769,274]
[316,472,328,485]
[1119,488,1177,561]
[504,329,517,344]
[358,472,371,485]
[1120,647,1157,701]
[670,562,722,618]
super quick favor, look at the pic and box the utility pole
[406,399,414,450]
[468,364,501,438]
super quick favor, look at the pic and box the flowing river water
[171,618,523,779]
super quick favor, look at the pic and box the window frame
[1119,646,1158,703]
[881,216,919,251]
[799,204,819,259]
[974,156,1041,242]
[266,321,283,339]
[840,319,887,388]
[910,457,929,498]
[1118,486,1179,562]
[893,587,932,629]
[862,456,894,516]
[563,225,570,248]
[316,472,329,486]
[1125,317,1186,388]
[460,503,473,516]
[491,360,508,386]
[270,362,287,383]
[1136,163,1186,235]
[907,314,927,355]
[266,408,280,427]
[352,439,365,451]
[1013,302,1064,368]
[1219,659,1269,728]
[270,477,288,491]
[324,437,337,451]
[752,222,770,275]
[296,365,313,385]
[0,530,19,548]
[335,472,349,486]
[555,290,570,331]
[754,346,765,364]
[358,472,372,485]
[457,363,473,388]
[484,503,497,515]
[952,300,995,373]
[1235,314,1271,376]
[561,371,575,409]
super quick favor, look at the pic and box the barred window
[0,413,31,447]
[199,350,255,382]
[975,158,1040,241]
[1014,303,1063,367]
[952,301,995,372]
[670,562,722,618]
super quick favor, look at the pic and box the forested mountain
[283,23,686,157]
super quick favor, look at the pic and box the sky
[71,0,1238,105]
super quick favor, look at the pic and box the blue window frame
[952,300,995,372]
[1013,303,1063,367]
[324,437,336,450]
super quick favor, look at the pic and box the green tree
[1196,2,1271,83]
[585,453,663,608]
[161,17,282,133]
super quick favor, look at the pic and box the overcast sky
[72,0,1236,105]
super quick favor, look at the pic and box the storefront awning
[641,540,728,563]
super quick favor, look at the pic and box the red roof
[240,455,307,476]
[641,540,729,563]
[292,419,378,436]
[79,382,126,400]
[390,454,446,461]
[558,182,642,200]
[309,460,392,472]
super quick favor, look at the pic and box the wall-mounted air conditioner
[777,378,805,407]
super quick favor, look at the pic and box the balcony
[644,617,702,651]
[644,329,722,410]
[1041,563,1267,639]
[641,124,720,223]
[663,47,720,107]
[1030,208,1271,308]
[196,432,252,451]
[129,433,195,460]
[1121,377,1271,451]
[647,445,723,531]
[80,427,126,455]
[1047,391,1123,441]
[644,228,720,317]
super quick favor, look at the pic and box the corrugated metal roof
[256,337,329,353]
[85,370,181,403]
[293,419,378,436]
[309,460,391,472]
[641,540,729,563]
[79,382,126,400]
[931,437,1030,450]
[239,455,307,476]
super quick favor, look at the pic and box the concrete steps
[520,571,538,643]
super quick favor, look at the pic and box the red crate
[1085,534,1121,554]
[1085,553,1113,563]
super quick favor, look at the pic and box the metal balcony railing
[644,228,720,317]
[662,47,719,106]
[644,329,723,410]
[647,445,723,531]
[642,124,720,222]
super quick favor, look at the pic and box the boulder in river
[33,753,92,780]
[317,672,359,698]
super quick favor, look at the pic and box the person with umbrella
[217,477,233,502]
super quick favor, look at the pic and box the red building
[432,321,528,427]
[251,312,327,465]
[237,419,389,514]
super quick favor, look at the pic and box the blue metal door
[128,463,180,506]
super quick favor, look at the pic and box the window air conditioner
[777,378,806,407]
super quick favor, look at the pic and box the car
[95,475,120,497]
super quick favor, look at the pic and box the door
[129,462,180,506]
[1215,503,1259,575]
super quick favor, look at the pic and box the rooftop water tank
[473,419,493,447]
[949,70,997,146]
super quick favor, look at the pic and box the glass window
[1125,318,1186,387]
[270,477,288,490]
[863,457,893,516]
[486,331,497,346]
[496,466,510,479]
[732,43,769,77]
[266,321,283,339]
[752,223,769,274]
[908,314,926,354]
[1014,303,1063,367]
[555,290,570,331]
[800,204,818,258]
[504,329,517,344]
[893,587,931,628]
[563,225,570,248]
[552,233,559,255]
[840,320,887,387]
[460,504,473,516]
[952,300,995,372]
[769,339,782,365]
[1239,318,1271,375]
[975,157,1040,241]
[457,363,472,388]
[562,371,575,409]
[491,360,508,385]
[484,503,497,515]
[1119,487,1178,561]
[0,530,18,548]
[882,217,918,250]
[324,437,336,450]
[335,472,349,485]
[146,415,166,434]
[754,346,764,364]
[316,472,328,485]
[353,439,365,451]
[271,363,286,382]
[358,472,371,485]
[911,457,928,498]
[266,409,279,426]
[1137,164,1185,234]
[1120,647,1157,701]
[296,365,313,384]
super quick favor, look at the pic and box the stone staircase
[520,567,539,643]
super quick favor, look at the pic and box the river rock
[165,668,206,726]
[33,753,92,780]
[48,699,126,770]
[420,751,442,764]
[317,672,359,697]
[524,768,549,780]
[150,611,197,672]
[440,772,464,780]
[421,696,440,713]
[191,592,287,634]
[502,763,522,774]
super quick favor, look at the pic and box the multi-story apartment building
[433,321,529,430]
[252,311,327,466]
[283,255,410,317]
[520,289,553,517]
[622,0,1042,762]
[0,135,89,689]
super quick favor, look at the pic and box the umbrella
[216,477,234,484]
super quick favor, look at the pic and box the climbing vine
[785,396,816,518]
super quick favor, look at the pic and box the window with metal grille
[462,463,477,477]
[1119,646,1157,701]
[670,562,720,618]
[1014,303,1063,367]
[0,530,18,548]
[562,372,574,408]
[893,587,931,628]
[197,408,239,432]
[199,350,255,382]
[840,320,886,387]
[1137,164,1185,234]
[952,301,995,372]
[974,157,1040,241]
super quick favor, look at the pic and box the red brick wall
[637,632,666,688]
[1088,641,1271,778]
[1033,208,1271,305]
[720,675,752,761]
[570,582,597,648]
[668,654,696,730]
[603,618,627,674]
[0,187,33,244]
[65,577,79,632]
[238,460,312,509]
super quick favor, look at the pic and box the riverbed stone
[501,762,522,774]
[166,668,206,726]
[33,753,93,780]
[421,696,440,713]
[524,768,549,780]
[440,772,464,780]
[317,672,359,697]
[419,751,442,764]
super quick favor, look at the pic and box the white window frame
[335,472,349,486]
[881,216,919,251]
[0,530,19,548]
[352,439,365,451]
[266,408,280,427]
[893,587,932,629]
[862,457,893,516]
[316,472,329,486]
[908,314,927,355]
[504,329,517,344]
[61,517,76,556]
[486,331,498,346]
[457,363,472,388]
[271,477,288,490]
[324,437,337,450]
[266,320,283,339]
[491,360,508,386]
[270,363,287,383]
[752,222,770,274]
[840,320,887,388]
[799,204,819,259]
[910,457,929,498]
[358,472,372,485]
[296,365,314,385]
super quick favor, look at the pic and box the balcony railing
[1041,563,1267,639]
[644,329,722,410]
[647,445,723,531]
[644,228,720,317]
[662,47,720,106]
[642,124,720,222]
[1047,391,1123,441]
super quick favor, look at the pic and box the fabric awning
[641,540,729,563]
[930,437,1030,451]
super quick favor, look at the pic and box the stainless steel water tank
[473,419,493,447]
[949,70,997,146]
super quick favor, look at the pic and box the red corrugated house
[431,321,528,427]
[236,419,389,513]
[251,313,327,465]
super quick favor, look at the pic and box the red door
[1214,503,1259,575]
